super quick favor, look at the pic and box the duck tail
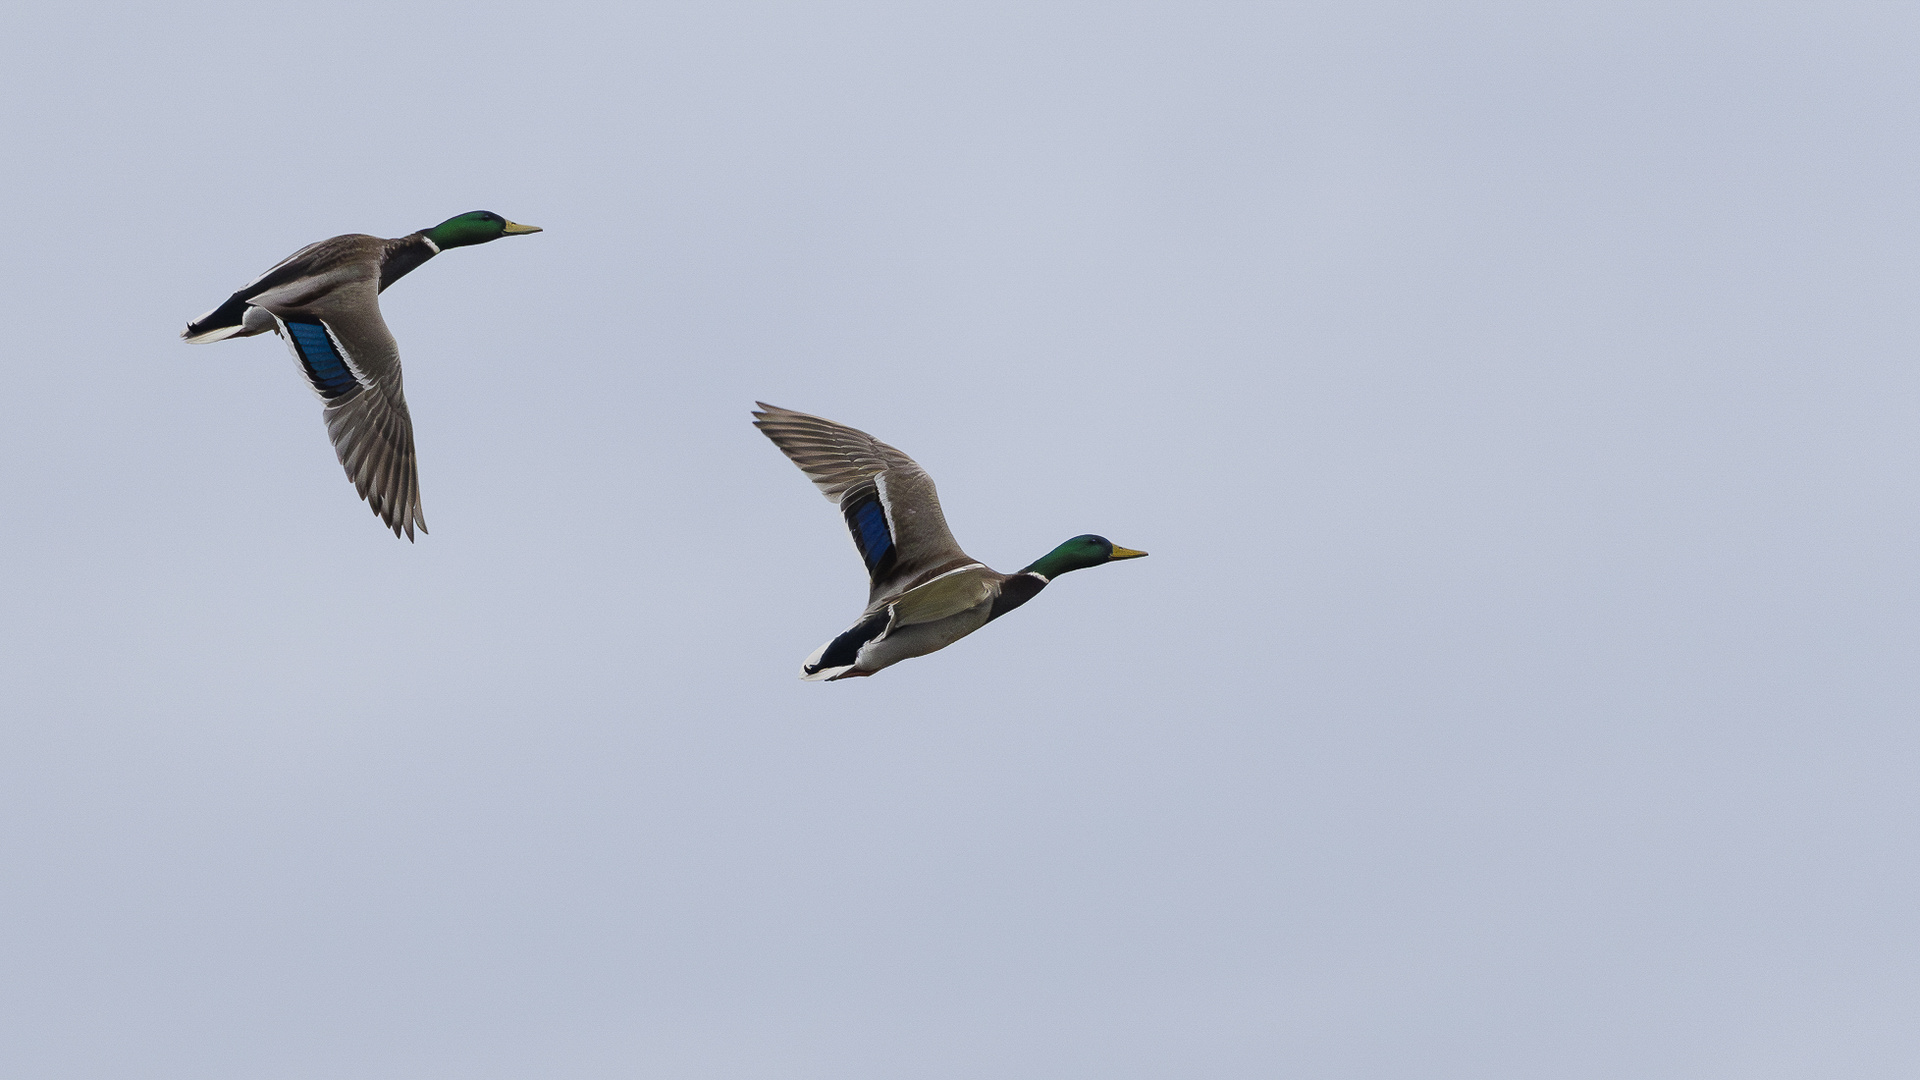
[182,294,256,343]
[800,609,891,681]
[800,638,854,681]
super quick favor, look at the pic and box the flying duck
[182,211,541,539]
[754,402,1147,680]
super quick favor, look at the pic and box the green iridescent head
[423,210,542,250]
[1021,534,1148,580]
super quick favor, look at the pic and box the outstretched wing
[752,402,974,601]
[270,282,425,540]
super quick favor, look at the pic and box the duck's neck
[377,234,441,293]
[986,571,1048,623]
[1020,548,1082,581]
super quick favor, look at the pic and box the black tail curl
[182,293,251,340]
[807,609,891,675]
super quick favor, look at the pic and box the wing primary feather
[754,402,973,598]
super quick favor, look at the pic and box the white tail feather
[800,638,858,680]
[182,322,246,344]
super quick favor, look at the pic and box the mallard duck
[181,211,542,539]
[753,403,1147,680]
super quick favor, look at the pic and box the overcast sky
[3,2,1919,1077]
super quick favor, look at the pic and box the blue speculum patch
[849,498,893,570]
[286,320,356,399]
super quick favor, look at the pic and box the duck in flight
[753,403,1148,680]
[182,211,542,539]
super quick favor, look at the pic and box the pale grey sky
[3,2,1918,1077]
